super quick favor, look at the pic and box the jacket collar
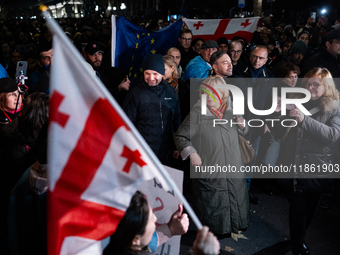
[139,74,166,93]
[319,46,340,61]
[244,64,267,77]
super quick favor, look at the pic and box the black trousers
[288,191,322,246]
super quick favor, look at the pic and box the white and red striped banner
[184,17,260,43]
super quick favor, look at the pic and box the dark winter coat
[276,97,340,194]
[302,47,340,78]
[123,77,181,162]
[232,63,275,142]
[177,43,198,71]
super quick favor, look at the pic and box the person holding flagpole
[104,191,220,255]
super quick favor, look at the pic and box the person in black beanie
[0,77,22,128]
[302,29,340,79]
[272,40,308,76]
[123,54,181,165]
[217,37,229,52]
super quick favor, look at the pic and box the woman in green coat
[174,76,250,235]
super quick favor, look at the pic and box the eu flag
[112,16,183,84]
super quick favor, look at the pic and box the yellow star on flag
[151,38,155,44]
[135,43,139,49]
[137,33,140,39]
[151,49,156,54]
[140,68,143,72]
[132,55,135,60]
[134,73,137,78]
[129,72,132,77]
[129,67,133,71]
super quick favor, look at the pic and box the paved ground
[179,179,340,255]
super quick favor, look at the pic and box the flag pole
[111,15,116,67]
[40,6,203,230]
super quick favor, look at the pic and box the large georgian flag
[184,17,260,43]
[47,18,171,255]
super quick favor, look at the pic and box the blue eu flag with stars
[112,16,183,85]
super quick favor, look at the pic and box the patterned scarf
[166,77,179,93]
[208,102,227,119]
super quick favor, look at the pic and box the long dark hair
[104,191,150,255]
[18,92,49,142]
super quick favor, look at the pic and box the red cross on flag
[46,14,174,255]
[184,17,260,43]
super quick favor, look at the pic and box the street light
[120,3,126,10]
[321,9,327,15]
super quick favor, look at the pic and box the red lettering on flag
[48,98,129,255]
[49,91,70,128]
[121,146,147,174]
[193,21,204,30]
[241,19,251,28]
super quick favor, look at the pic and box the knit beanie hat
[290,40,308,56]
[0,77,17,93]
[217,37,228,46]
[142,54,165,75]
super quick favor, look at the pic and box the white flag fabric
[48,34,170,255]
[184,17,260,42]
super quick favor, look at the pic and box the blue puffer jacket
[0,63,8,78]
[123,76,181,161]
[182,56,213,81]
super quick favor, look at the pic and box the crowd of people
[0,9,340,255]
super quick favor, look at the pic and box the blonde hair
[163,55,180,79]
[200,75,229,105]
[302,68,339,100]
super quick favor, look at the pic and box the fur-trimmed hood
[290,93,339,112]
[317,96,339,112]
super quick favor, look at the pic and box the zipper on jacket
[157,86,164,132]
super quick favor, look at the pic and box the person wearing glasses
[276,67,340,255]
[228,40,244,69]
[176,29,197,71]
[233,45,275,204]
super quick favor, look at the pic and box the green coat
[174,104,250,234]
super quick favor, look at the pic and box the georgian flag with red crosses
[184,17,260,43]
[48,34,169,255]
